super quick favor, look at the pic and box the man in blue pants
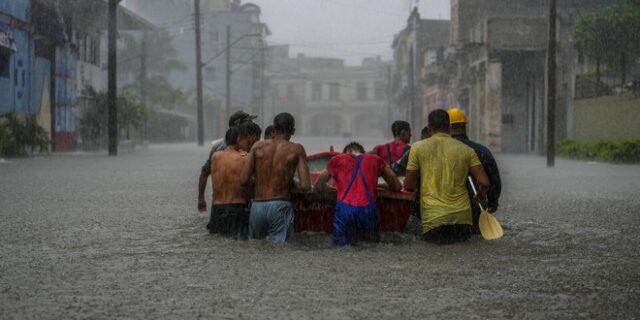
[315,142,401,245]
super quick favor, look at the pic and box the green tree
[79,87,148,148]
[123,75,191,111]
[574,0,640,89]
[0,113,50,157]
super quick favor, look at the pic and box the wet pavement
[0,143,639,319]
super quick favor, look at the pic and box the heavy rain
[1,0,639,319]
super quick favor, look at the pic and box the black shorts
[207,204,249,239]
[422,224,472,245]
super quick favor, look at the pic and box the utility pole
[140,32,148,141]
[225,25,231,136]
[194,0,205,146]
[258,36,265,127]
[108,0,119,156]
[547,0,556,167]
[411,8,419,136]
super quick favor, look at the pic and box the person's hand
[473,193,487,208]
[197,199,207,213]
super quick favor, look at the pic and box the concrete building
[391,1,617,152]
[390,10,450,136]
[267,45,391,142]
[123,0,269,140]
[449,0,616,152]
[0,0,152,151]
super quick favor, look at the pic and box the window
[312,82,322,100]
[75,33,99,65]
[374,81,385,100]
[356,81,367,100]
[329,82,340,101]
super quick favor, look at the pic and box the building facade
[123,0,269,140]
[390,10,450,136]
[267,46,391,141]
[392,0,617,152]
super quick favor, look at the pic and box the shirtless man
[240,113,311,242]
[208,121,261,238]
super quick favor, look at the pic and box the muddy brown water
[0,144,638,319]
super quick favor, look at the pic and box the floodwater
[0,143,638,319]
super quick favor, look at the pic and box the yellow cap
[448,108,468,124]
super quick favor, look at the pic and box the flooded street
[1,143,639,319]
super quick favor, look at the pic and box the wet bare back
[211,148,250,205]
[246,138,310,201]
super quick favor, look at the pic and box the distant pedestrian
[448,108,501,233]
[371,120,412,166]
[208,121,261,238]
[404,110,490,245]
[315,142,401,246]
[240,113,311,243]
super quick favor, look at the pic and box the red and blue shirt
[326,153,386,206]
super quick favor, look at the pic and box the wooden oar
[467,176,504,240]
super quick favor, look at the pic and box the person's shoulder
[365,152,384,163]
[329,153,349,165]
[392,140,408,148]
[365,153,386,169]
[211,148,228,163]
[411,139,428,150]
[372,143,385,152]
[288,141,307,154]
[251,140,270,150]
[211,138,226,151]
[468,139,493,155]
[448,136,471,149]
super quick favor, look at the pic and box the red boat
[291,148,416,233]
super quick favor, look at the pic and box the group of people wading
[197,108,501,246]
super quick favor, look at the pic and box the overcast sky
[248,0,451,65]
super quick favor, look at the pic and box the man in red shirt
[371,120,412,165]
[315,142,402,245]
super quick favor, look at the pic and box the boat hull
[292,150,415,233]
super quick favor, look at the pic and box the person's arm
[197,173,208,212]
[484,153,501,213]
[295,145,311,192]
[403,146,420,191]
[240,145,256,187]
[403,170,419,191]
[469,164,490,206]
[314,169,331,190]
[197,151,213,212]
[381,165,402,191]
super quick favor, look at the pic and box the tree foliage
[0,113,50,157]
[573,0,640,87]
[78,87,148,148]
[123,76,192,111]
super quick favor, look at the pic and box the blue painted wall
[0,0,30,21]
[54,46,76,133]
[0,0,38,114]
[1,0,54,116]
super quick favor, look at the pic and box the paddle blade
[479,211,504,240]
